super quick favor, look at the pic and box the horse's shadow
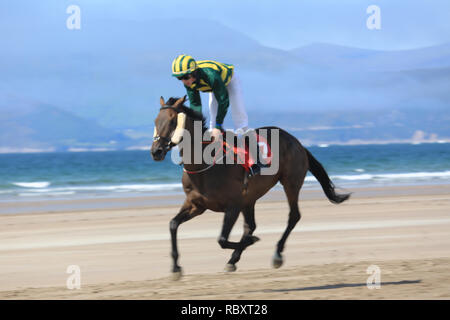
[255,280,421,293]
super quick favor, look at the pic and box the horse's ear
[159,96,165,107]
[173,95,187,110]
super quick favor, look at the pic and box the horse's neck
[182,118,209,169]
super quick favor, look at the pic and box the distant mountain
[290,42,450,71]
[249,107,450,145]
[0,96,135,151]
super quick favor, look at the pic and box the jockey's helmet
[172,54,197,78]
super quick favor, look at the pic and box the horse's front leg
[169,201,204,280]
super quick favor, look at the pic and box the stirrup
[248,164,261,178]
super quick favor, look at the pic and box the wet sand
[0,185,449,299]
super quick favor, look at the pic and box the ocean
[0,143,449,203]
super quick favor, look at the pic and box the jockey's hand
[211,128,222,142]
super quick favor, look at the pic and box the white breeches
[208,72,249,131]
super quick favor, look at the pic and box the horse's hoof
[224,263,237,272]
[171,267,183,281]
[272,253,283,269]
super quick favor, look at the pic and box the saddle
[220,131,272,172]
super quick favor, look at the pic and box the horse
[151,96,350,279]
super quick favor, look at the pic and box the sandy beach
[0,184,449,299]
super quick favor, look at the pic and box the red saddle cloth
[222,133,272,172]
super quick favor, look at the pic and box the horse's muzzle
[151,146,166,161]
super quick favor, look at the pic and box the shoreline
[2,184,450,215]
[0,140,449,154]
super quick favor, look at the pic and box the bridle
[153,106,184,152]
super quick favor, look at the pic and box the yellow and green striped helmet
[171,54,197,77]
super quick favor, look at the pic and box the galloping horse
[151,96,350,279]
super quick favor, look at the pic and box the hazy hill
[290,42,450,71]
[0,96,134,151]
[249,107,450,145]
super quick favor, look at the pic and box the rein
[182,140,230,174]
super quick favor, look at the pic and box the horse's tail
[305,148,351,204]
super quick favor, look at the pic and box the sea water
[0,143,449,202]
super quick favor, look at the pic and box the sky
[0,0,449,51]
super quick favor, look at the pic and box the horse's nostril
[152,148,163,158]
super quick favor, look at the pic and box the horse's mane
[166,97,207,132]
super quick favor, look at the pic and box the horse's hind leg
[217,205,258,251]
[225,204,259,272]
[217,207,241,250]
[169,200,205,280]
[273,180,302,268]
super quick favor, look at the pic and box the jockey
[171,54,266,177]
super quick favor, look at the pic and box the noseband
[153,134,176,151]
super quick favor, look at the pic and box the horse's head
[151,96,187,161]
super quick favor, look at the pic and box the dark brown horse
[151,96,350,279]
